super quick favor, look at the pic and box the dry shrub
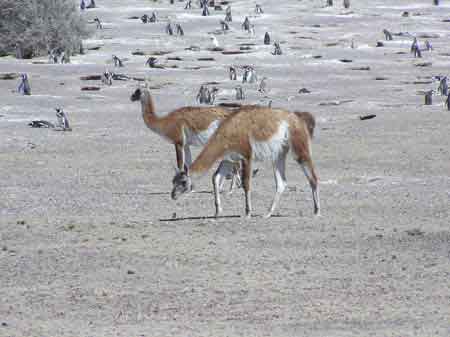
[0,0,91,58]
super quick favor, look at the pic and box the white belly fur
[184,119,221,146]
[250,121,289,161]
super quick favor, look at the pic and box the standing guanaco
[130,86,241,188]
[171,106,320,218]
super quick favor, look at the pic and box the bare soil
[0,0,449,336]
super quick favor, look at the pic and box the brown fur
[134,88,242,171]
[293,111,315,138]
[140,91,236,144]
[189,106,315,174]
[178,105,320,216]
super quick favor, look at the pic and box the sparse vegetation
[0,0,90,58]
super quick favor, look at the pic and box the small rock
[81,86,101,91]
[417,33,439,39]
[127,270,135,275]
[66,224,76,231]
[406,228,424,236]
[415,62,432,67]
[351,66,371,71]
[80,75,102,80]
[0,73,19,80]
[359,114,376,120]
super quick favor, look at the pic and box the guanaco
[130,86,241,186]
[171,106,320,218]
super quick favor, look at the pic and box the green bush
[0,0,91,58]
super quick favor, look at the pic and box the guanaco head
[130,88,142,102]
[171,170,193,200]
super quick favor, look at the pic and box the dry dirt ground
[1,0,450,336]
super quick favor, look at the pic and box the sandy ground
[1,0,450,336]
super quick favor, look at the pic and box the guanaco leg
[241,159,253,218]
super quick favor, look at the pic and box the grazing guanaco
[171,106,320,218]
[130,86,240,184]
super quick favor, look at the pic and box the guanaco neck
[189,134,231,177]
[140,89,158,121]
[140,89,174,137]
